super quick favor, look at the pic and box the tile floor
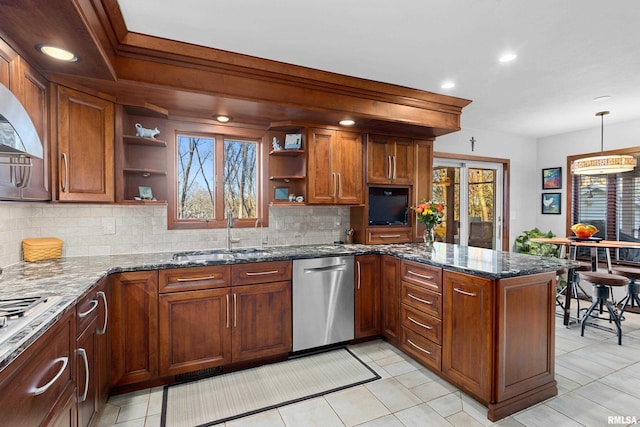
[96,305,640,427]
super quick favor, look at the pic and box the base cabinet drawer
[401,281,441,318]
[366,227,412,244]
[401,327,441,372]
[401,304,441,344]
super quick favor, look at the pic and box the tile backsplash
[0,202,350,267]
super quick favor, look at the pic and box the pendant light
[571,111,636,175]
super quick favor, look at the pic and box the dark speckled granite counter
[0,242,575,370]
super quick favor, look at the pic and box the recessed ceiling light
[216,115,231,123]
[498,52,517,63]
[593,95,612,102]
[339,119,355,126]
[36,44,78,62]
[441,81,455,89]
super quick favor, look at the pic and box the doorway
[432,158,504,249]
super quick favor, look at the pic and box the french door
[432,159,503,249]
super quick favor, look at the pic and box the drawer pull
[78,299,98,319]
[407,293,433,305]
[176,275,218,282]
[407,270,434,280]
[408,316,433,330]
[32,357,68,396]
[407,339,432,355]
[97,291,108,335]
[245,270,279,276]
[379,234,401,238]
[454,287,477,297]
[76,348,89,402]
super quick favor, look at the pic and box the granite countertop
[0,242,575,370]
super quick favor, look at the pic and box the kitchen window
[167,122,266,230]
[569,150,640,265]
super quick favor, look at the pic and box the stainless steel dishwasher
[292,256,355,352]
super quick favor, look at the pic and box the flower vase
[423,227,435,250]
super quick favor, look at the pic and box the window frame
[566,146,640,265]
[166,120,268,230]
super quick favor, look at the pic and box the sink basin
[172,251,234,262]
[232,248,271,259]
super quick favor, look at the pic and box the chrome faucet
[226,209,239,250]
[255,218,266,249]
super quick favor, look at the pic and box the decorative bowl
[571,223,599,239]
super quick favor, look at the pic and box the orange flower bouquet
[412,200,445,229]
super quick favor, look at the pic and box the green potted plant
[514,228,560,257]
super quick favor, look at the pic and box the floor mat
[161,347,379,427]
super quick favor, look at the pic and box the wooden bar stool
[578,271,629,345]
[611,267,640,318]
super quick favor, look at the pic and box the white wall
[435,126,538,250]
[536,118,640,236]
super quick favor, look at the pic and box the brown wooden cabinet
[355,254,381,339]
[307,128,363,205]
[443,270,493,402]
[54,85,114,202]
[381,255,401,345]
[0,308,75,427]
[267,123,307,205]
[366,134,414,185]
[232,280,292,362]
[400,260,443,372]
[109,270,158,387]
[75,279,109,427]
[159,287,232,376]
[158,261,292,376]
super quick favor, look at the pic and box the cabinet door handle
[76,348,90,402]
[387,155,392,180]
[61,153,69,193]
[337,173,342,198]
[454,287,477,297]
[97,291,108,335]
[331,172,337,197]
[31,357,68,396]
[233,293,237,328]
[407,270,434,280]
[407,339,432,355]
[78,299,98,319]
[176,275,218,282]
[392,155,397,179]
[245,270,279,276]
[226,293,230,329]
[379,234,401,238]
[408,293,433,305]
[356,260,361,289]
[408,316,433,330]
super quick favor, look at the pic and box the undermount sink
[172,247,271,262]
[172,252,234,262]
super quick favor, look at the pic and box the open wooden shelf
[269,175,305,181]
[269,149,304,156]
[123,135,167,147]
[123,168,167,176]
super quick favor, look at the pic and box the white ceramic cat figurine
[135,123,160,139]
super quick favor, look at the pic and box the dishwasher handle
[304,264,347,273]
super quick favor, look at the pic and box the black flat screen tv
[368,187,409,225]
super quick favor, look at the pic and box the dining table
[530,237,640,325]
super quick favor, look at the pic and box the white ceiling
[118,0,640,139]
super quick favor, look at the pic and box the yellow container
[22,237,63,262]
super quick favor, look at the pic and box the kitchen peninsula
[0,243,574,423]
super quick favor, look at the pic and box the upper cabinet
[267,123,306,205]
[54,85,114,202]
[307,128,363,205]
[366,134,414,185]
[115,103,168,204]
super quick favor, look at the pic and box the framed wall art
[138,186,154,200]
[274,187,289,201]
[541,193,561,214]
[542,167,562,189]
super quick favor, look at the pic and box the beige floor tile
[428,391,463,418]
[116,402,149,423]
[143,413,161,427]
[355,414,405,427]
[412,378,457,403]
[574,380,640,415]
[97,403,120,427]
[325,385,390,426]
[278,397,344,427]
[225,409,285,427]
[488,417,526,426]
[545,392,618,427]
[108,389,150,407]
[365,377,422,412]
[394,402,454,427]
[446,410,485,427]
[513,403,582,427]
[147,388,164,416]
[395,367,439,389]
[380,359,418,377]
